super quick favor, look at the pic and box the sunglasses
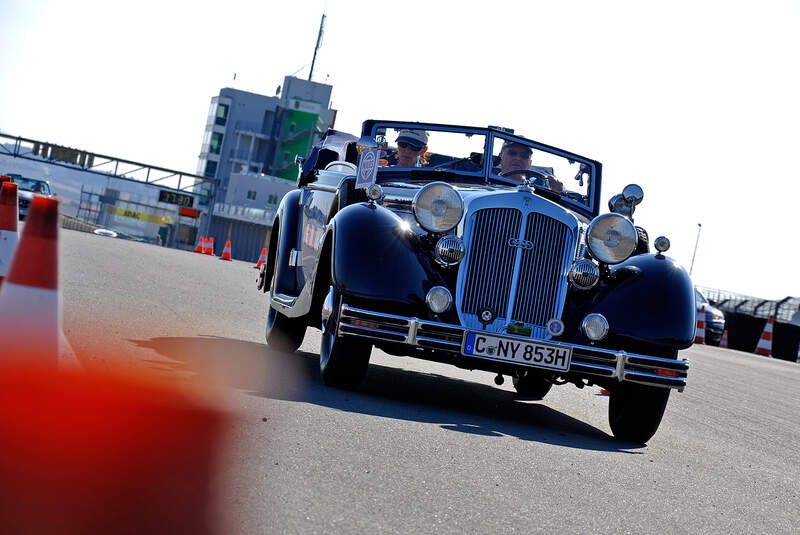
[505,149,532,158]
[397,141,423,151]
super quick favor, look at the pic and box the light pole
[689,223,702,276]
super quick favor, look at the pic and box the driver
[394,129,429,167]
[498,141,563,193]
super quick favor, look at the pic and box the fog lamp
[367,184,383,201]
[654,236,670,253]
[581,313,609,341]
[426,286,452,314]
[568,259,600,290]
[435,236,465,266]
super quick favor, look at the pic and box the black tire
[512,373,552,399]
[608,382,671,444]
[320,285,371,389]
[265,248,306,353]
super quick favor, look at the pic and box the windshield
[14,177,51,194]
[366,121,598,217]
[488,135,591,209]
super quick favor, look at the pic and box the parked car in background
[5,174,54,219]
[695,287,725,345]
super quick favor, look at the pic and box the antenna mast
[308,13,326,81]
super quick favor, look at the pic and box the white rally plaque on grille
[462,331,571,372]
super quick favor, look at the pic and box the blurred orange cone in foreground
[0,181,19,288]
[0,196,60,364]
[219,240,232,261]
[755,315,774,356]
[205,236,215,255]
[194,236,205,253]
[0,365,227,534]
[719,329,729,348]
[254,247,267,269]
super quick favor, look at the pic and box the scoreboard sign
[158,189,194,208]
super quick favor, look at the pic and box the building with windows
[196,75,336,261]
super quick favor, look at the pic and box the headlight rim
[585,213,638,265]
[412,181,464,234]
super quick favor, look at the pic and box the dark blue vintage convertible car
[257,120,695,443]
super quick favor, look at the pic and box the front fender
[568,254,696,349]
[267,189,303,296]
[330,203,448,317]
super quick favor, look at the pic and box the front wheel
[608,382,671,444]
[320,285,371,389]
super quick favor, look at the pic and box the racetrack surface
[60,228,799,533]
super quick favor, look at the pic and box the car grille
[460,207,575,337]
[19,199,30,209]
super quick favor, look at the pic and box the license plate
[462,331,572,372]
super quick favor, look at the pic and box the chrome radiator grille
[461,208,521,317]
[512,212,573,326]
[460,207,574,333]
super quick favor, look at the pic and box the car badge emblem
[508,238,534,250]
[546,318,565,337]
[523,197,531,209]
[478,306,496,327]
[506,321,532,337]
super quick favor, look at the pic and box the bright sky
[2,0,798,299]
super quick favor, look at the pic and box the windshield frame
[362,120,602,219]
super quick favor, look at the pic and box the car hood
[380,180,588,226]
[705,305,725,321]
[18,190,35,200]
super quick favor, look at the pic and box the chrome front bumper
[339,303,689,391]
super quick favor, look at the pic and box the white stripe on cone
[0,229,18,281]
[755,315,773,356]
[0,281,61,363]
[694,305,705,344]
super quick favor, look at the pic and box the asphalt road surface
[59,228,799,533]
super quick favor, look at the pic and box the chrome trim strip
[382,194,413,204]
[270,292,297,310]
[308,183,338,193]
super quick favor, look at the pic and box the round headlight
[412,182,464,233]
[582,313,609,341]
[586,213,637,264]
[568,259,600,290]
[435,236,465,266]
[426,286,452,313]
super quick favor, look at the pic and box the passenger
[498,141,563,193]
[394,129,429,167]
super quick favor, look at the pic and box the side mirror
[622,184,643,206]
[609,184,644,219]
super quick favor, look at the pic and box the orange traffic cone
[0,196,60,364]
[193,236,205,253]
[0,182,19,288]
[204,236,215,255]
[755,315,774,356]
[219,240,232,261]
[694,305,706,344]
[719,329,729,348]
[254,247,267,269]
